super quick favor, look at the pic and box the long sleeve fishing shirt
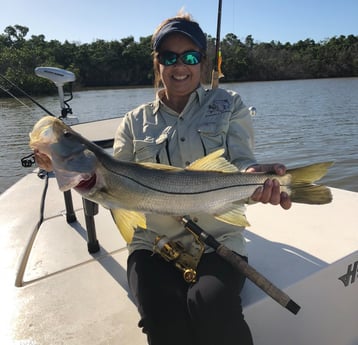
[113,85,257,256]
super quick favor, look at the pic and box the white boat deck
[1,171,357,345]
[0,118,357,344]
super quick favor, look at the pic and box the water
[0,78,357,194]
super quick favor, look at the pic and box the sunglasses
[158,50,202,66]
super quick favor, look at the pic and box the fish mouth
[75,174,97,190]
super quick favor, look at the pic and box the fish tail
[287,162,334,204]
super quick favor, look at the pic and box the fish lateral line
[103,170,266,195]
[96,153,282,195]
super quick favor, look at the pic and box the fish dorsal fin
[110,208,146,243]
[139,162,183,171]
[214,203,250,227]
[187,149,238,173]
[138,149,238,173]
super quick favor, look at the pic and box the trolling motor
[21,67,78,169]
[35,67,80,224]
[35,67,78,124]
[35,67,100,247]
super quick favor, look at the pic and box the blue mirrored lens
[159,51,202,66]
[181,51,201,65]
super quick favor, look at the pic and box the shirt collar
[195,85,206,105]
[151,91,162,114]
[152,85,205,115]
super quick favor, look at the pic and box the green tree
[0,24,357,97]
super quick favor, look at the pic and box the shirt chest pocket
[133,125,173,164]
[197,118,230,154]
[134,139,172,164]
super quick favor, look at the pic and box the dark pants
[127,249,253,345]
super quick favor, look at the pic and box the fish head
[29,116,97,191]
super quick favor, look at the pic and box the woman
[113,13,291,345]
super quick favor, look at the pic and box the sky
[1,0,357,44]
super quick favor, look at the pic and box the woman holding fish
[113,12,291,345]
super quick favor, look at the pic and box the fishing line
[0,72,58,168]
[0,82,32,109]
[0,72,56,117]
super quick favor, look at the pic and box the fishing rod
[0,72,56,117]
[209,0,256,116]
[181,216,301,315]
[0,73,47,167]
[211,0,223,89]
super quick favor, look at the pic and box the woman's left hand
[34,149,53,172]
[246,164,292,210]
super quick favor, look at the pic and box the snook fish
[29,116,333,242]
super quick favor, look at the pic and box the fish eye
[63,130,72,137]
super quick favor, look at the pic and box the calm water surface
[0,78,357,194]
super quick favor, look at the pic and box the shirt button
[180,137,186,142]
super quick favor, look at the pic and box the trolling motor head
[35,67,75,87]
[35,67,77,122]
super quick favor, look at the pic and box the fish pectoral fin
[110,208,147,243]
[214,203,250,227]
[186,149,239,173]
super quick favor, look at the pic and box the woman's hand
[34,150,53,172]
[246,164,292,210]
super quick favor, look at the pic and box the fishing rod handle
[181,216,300,314]
[216,244,301,315]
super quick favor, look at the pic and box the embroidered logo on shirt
[208,99,230,114]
